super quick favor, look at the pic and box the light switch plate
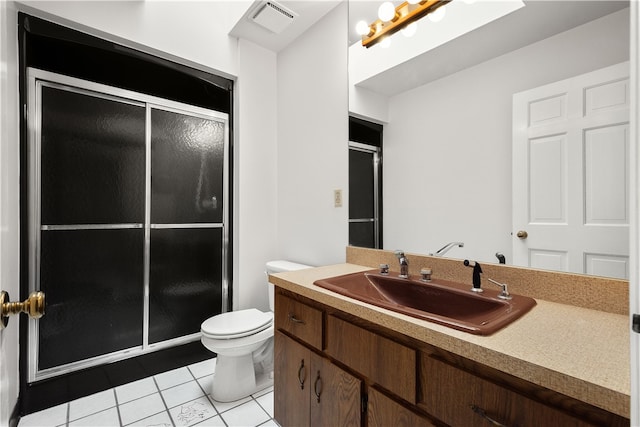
[334,189,343,207]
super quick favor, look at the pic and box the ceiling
[229,1,629,93]
[229,0,342,52]
[349,0,630,95]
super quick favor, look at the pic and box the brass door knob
[516,230,528,239]
[1,291,45,330]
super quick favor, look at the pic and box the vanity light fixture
[360,0,451,48]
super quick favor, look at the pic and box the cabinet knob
[516,230,528,239]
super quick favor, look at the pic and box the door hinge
[633,313,640,334]
[361,393,368,413]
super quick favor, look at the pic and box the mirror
[348,0,631,278]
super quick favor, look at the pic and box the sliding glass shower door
[148,108,226,344]
[27,69,229,381]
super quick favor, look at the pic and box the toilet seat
[201,309,273,339]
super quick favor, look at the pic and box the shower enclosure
[26,68,229,381]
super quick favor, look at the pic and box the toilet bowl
[201,260,311,402]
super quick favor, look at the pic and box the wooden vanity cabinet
[274,289,629,427]
[274,294,361,427]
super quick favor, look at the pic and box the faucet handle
[379,264,389,275]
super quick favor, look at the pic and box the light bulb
[407,0,420,4]
[380,37,391,48]
[428,6,446,22]
[401,22,417,37]
[355,20,370,36]
[378,2,396,22]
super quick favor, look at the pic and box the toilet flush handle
[1,291,45,330]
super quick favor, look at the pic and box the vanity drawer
[325,314,416,404]
[418,354,596,427]
[275,292,323,351]
[368,388,435,427]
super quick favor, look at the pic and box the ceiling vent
[251,1,298,34]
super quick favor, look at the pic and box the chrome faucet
[430,242,464,257]
[395,250,409,278]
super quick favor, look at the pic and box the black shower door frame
[26,68,230,382]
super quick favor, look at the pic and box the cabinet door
[368,388,435,427]
[274,331,310,427]
[326,314,416,403]
[419,355,597,427]
[309,352,361,427]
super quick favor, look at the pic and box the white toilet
[200,260,311,402]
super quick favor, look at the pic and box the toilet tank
[265,260,312,311]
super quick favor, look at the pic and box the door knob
[516,230,528,239]
[1,291,45,330]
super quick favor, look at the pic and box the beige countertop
[269,263,630,418]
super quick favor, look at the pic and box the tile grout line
[251,393,272,422]
[151,375,176,427]
[112,388,123,427]
[188,362,230,427]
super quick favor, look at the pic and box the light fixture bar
[362,0,451,48]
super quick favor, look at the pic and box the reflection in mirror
[348,1,631,278]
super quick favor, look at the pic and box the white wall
[0,1,21,424]
[234,38,278,311]
[383,9,629,264]
[277,3,348,267]
[349,85,388,124]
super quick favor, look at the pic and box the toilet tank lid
[265,260,312,273]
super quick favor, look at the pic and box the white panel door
[513,62,630,278]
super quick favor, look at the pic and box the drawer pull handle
[313,371,322,403]
[288,313,306,324]
[470,404,510,427]
[297,359,306,390]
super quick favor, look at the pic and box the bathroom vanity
[270,250,630,427]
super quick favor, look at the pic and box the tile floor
[18,358,277,427]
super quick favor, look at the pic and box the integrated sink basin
[313,270,536,335]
